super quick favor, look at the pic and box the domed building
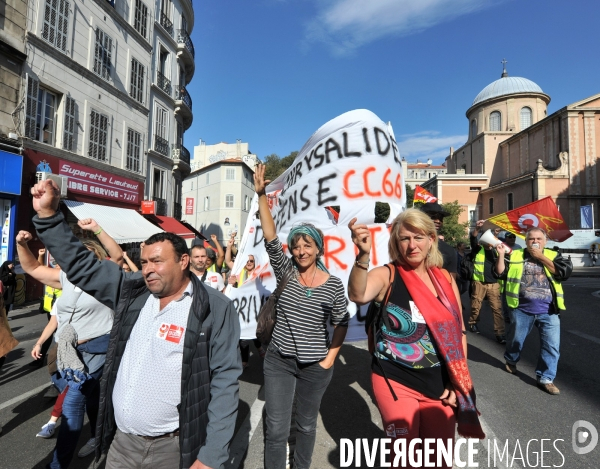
[422,64,600,263]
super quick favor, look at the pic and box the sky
[187,0,600,165]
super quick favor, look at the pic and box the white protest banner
[226,109,406,341]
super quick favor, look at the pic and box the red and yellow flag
[488,197,573,242]
[413,185,437,204]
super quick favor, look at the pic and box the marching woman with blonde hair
[348,209,484,468]
[255,164,349,469]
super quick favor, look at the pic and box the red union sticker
[165,324,185,344]
[157,323,185,344]
[157,323,170,339]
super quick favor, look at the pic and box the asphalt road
[1,277,599,468]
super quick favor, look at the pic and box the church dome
[472,76,546,107]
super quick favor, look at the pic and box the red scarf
[397,264,485,439]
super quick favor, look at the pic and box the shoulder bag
[255,271,291,345]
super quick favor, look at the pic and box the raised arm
[77,218,124,266]
[210,234,225,269]
[30,179,124,311]
[347,217,389,305]
[37,248,46,266]
[122,251,139,272]
[254,164,276,242]
[224,237,235,270]
[15,231,61,289]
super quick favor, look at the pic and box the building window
[225,194,234,208]
[93,29,113,81]
[205,172,210,185]
[133,0,148,38]
[204,196,209,211]
[130,58,145,103]
[489,111,501,131]
[471,119,477,139]
[88,110,109,161]
[63,96,76,151]
[153,168,165,198]
[489,198,494,214]
[520,107,532,130]
[408,170,414,178]
[154,105,168,156]
[507,193,514,211]
[126,128,142,172]
[226,168,235,180]
[469,187,482,191]
[42,0,69,51]
[25,77,57,145]
[244,195,249,211]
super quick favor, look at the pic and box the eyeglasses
[247,260,255,264]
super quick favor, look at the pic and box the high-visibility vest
[472,249,487,282]
[504,249,565,311]
[207,264,216,272]
[238,268,251,286]
[43,285,62,312]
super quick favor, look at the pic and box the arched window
[471,120,477,139]
[489,111,501,131]
[520,107,532,130]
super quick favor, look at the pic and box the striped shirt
[266,238,349,363]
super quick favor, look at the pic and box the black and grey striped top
[266,238,349,363]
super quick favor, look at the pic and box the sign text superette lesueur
[60,164,140,190]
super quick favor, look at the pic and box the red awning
[153,216,196,239]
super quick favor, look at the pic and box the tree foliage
[263,151,298,181]
[439,200,469,246]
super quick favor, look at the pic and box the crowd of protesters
[0,165,573,469]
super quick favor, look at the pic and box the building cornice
[27,33,150,117]
[23,139,146,182]
[91,0,153,53]
[480,171,535,193]
[499,108,569,148]
[466,92,551,118]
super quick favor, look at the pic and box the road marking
[0,382,50,411]
[568,330,600,345]
[476,415,522,469]
[225,386,266,469]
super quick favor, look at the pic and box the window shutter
[25,75,39,139]
[63,96,76,151]
[56,0,69,51]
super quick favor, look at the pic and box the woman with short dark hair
[254,163,349,469]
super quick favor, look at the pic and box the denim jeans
[263,344,334,469]
[47,367,103,469]
[504,308,560,384]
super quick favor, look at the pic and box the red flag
[487,197,573,242]
[414,185,437,204]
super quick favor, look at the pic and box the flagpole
[593,203,595,230]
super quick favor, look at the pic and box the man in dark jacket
[30,179,242,469]
[418,202,458,278]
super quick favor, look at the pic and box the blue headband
[287,225,329,273]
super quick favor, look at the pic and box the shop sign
[185,198,194,215]
[59,160,141,204]
[141,200,156,214]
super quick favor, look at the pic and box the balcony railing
[153,196,167,216]
[156,71,172,96]
[154,135,169,157]
[177,29,195,59]
[174,202,182,220]
[175,86,192,111]
[171,144,190,165]
[160,12,173,36]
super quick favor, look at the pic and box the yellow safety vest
[238,268,249,286]
[472,249,486,282]
[207,264,216,272]
[43,285,62,312]
[504,249,565,311]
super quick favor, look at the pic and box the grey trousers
[105,429,180,469]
